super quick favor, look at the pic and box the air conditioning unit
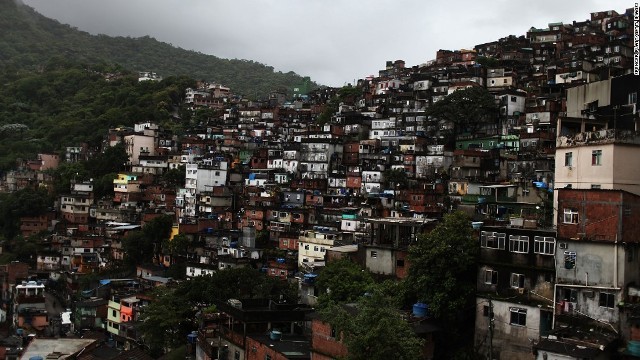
[559,242,568,249]
[584,290,595,298]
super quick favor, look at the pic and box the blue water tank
[303,273,318,284]
[187,331,198,344]
[270,330,282,341]
[412,303,429,317]
[628,340,640,356]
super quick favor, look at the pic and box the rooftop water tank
[187,331,198,344]
[270,330,282,341]
[412,302,429,318]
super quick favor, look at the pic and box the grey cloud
[23,0,631,86]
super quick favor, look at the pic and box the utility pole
[488,298,494,360]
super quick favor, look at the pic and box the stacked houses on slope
[0,7,637,360]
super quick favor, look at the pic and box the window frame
[563,208,579,224]
[509,235,530,254]
[484,269,498,285]
[510,273,525,289]
[509,307,527,326]
[481,231,506,250]
[564,152,573,167]
[592,150,602,166]
[534,236,556,255]
[599,292,615,308]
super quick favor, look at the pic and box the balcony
[556,129,640,148]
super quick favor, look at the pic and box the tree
[315,258,374,306]
[142,215,174,261]
[407,211,477,319]
[406,211,479,358]
[426,86,498,139]
[320,283,423,360]
[138,286,196,357]
[383,168,409,189]
[161,165,185,188]
[121,230,151,267]
[85,143,128,178]
[163,233,190,258]
[0,187,52,240]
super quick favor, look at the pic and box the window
[564,152,573,167]
[534,236,556,255]
[509,307,527,326]
[483,305,494,318]
[511,273,525,288]
[564,251,577,269]
[484,270,498,285]
[112,310,117,317]
[599,292,615,308]
[396,259,405,268]
[592,150,602,166]
[481,231,506,249]
[265,355,272,360]
[591,184,601,189]
[370,251,378,258]
[629,92,638,105]
[234,351,240,360]
[509,235,529,253]
[304,244,309,250]
[511,96,517,102]
[563,208,579,224]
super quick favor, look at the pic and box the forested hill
[0,0,314,97]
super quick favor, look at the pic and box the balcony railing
[557,129,640,147]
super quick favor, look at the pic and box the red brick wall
[622,192,640,242]
[395,250,409,279]
[311,319,348,359]
[245,337,288,360]
[557,190,640,242]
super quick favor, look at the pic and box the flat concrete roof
[20,338,96,359]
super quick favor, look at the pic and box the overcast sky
[22,0,632,87]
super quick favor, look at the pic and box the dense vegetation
[138,268,298,357]
[315,213,481,359]
[0,0,315,98]
[0,61,196,169]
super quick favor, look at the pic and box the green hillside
[0,0,316,97]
